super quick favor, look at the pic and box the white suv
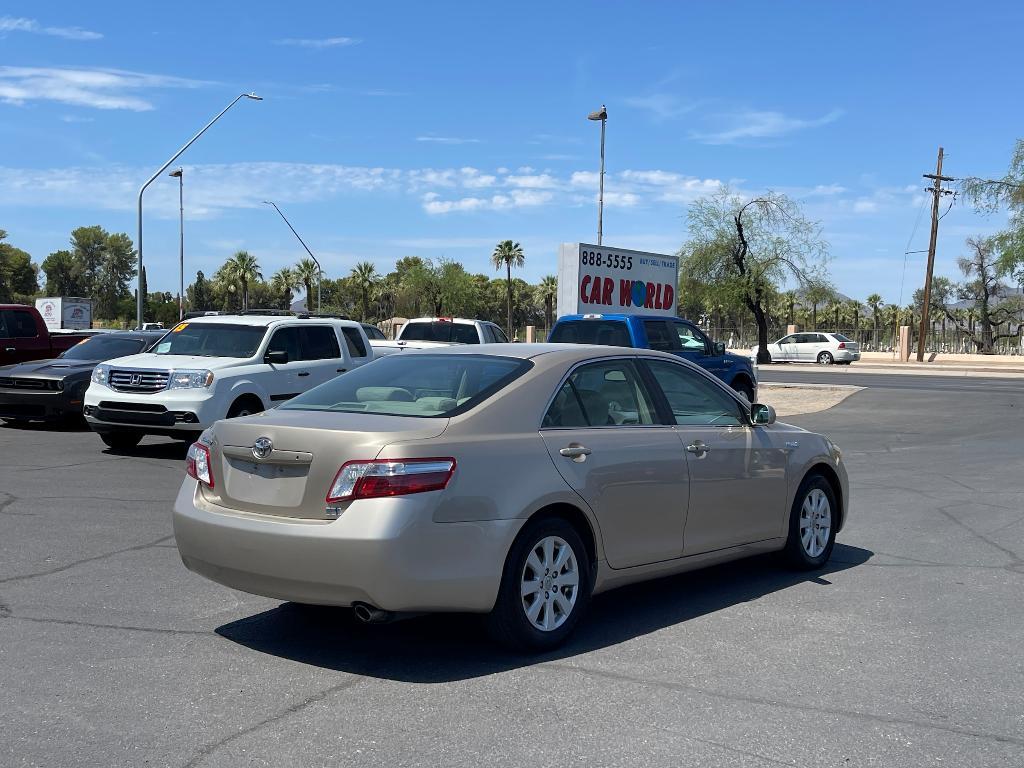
[84,315,373,449]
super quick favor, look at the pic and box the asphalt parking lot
[2,377,1023,767]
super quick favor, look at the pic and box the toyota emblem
[252,436,273,459]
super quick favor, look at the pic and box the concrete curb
[757,364,1024,379]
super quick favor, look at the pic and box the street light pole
[263,201,322,313]
[168,168,184,320]
[588,104,607,245]
[135,92,262,330]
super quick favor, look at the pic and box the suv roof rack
[233,309,297,316]
[296,312,351,320]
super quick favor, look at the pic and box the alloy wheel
[520,535,580,632]
[799,488,832,558]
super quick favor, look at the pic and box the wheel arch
[524,502,600,574]
[804,462,844,530]
[227,391,266,416]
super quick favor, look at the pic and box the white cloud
[274,36,360,49]
[459,167,496,188]
[0,66,208,111]
[422,189,552,215]
[692,108,843,145]
[625,93,694,121]
[415,135,482,145]
[0,16,102,40]
[853,199,879,214]
[506,173,557,189]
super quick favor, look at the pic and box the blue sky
[1,1,1021,305]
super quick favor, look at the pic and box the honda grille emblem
[130,373,142,386]
[252,436,273,459]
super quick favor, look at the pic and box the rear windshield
[833,333,854,343]
[60,335,149,360]
[401,321,479,344]
[549,320,632,347]
[152,323,266,358]
[281,354,532,417]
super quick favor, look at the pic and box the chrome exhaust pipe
[352,602,392,624]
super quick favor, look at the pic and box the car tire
[733,381,755,403]
[486,517,592,652]
[817,351,834,365]
[226,398,262,419]
[783,474,838,570]
[99,431,143,451]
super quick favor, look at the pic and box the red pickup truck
[0,305,94,366]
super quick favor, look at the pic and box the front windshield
[152,323,266,358]
[60,335,149,361]
[282,354,532,417]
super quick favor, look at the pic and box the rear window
[281,354,531,417]
[153,323,266,358]
[60,335,148,360]
[833,333,854,343]
[1,309,38,338]
[401,321,480,344]
[342,327,368,357]
[549,320,632,347]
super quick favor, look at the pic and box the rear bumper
[0,389,78,420]
[172,481,523,612]
[834,350,861,362]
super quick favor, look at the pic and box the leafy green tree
[536,275,558,330]
[350,261,378,320]
[41,249,83,296]
[188,270,212,312]
[491,240,525,337]
[69,226,109,296]
[222,251,261,311]
[0,230,38,301]
[93,232,137,319]
[294,258,319,312]
[915,236,1024,353]
[803,283,835,330]
[271,267,299,310]
[680,188,830,363]
[866,293,884,347]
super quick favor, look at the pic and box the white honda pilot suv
[84,315,373,450]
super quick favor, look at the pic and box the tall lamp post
[587,104,607,245]
[135,92,262,330]
[263,201,322,314]
[168,167,184,320]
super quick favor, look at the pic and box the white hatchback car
[758,332,861,365]
[84,315,373,449]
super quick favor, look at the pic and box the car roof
[178,315,360,328]
[556,313,695,323]
[405,317,486,324]
[400,342,692,363]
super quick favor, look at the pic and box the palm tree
[271,267,299,310]
[350,261,378,321]
[294,258,319,312]
[537,275,558,330]
[845,299,862,342]
[223,250,262,311]
[866,293,883,349]
[491,240,525,338]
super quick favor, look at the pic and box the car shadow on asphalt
[215,543,873,682]
[0,418,90,432]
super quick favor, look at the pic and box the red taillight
[837,342,846,349]
[326,458,455,503]
[186,442,214,488]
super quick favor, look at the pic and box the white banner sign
[556,242,678,318]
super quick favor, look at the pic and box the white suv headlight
[167,369,215,389]
[91,364,110,385]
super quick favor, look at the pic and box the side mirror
[750,403,777,426]
[713,341,726,356]
[264,350,288,365]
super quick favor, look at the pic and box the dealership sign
[556,243,678,318]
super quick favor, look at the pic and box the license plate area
[222,457,310,508]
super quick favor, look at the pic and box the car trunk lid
[202,409,448,519]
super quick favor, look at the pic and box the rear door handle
[336,368,347,373]
[4,347,14,353]
[297,371,310,377]
[686,440,710,455]
[559,445,592,459]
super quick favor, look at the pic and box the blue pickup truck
[548,313,758,401]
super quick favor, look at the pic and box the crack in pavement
[2,613,212,636]
[0,492,34,517]
[544,663,1024,748]
[0,534,175,585]
[180,677,363,768]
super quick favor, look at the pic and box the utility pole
[917,147,955,362]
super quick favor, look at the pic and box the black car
[0,331,165,423]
